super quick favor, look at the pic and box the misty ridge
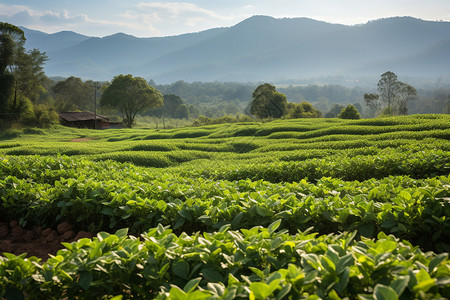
[21,15,450,85]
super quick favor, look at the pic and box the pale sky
[1,0,450,37]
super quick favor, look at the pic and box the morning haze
[20,16,450,84]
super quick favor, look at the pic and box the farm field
[1,114,450,299]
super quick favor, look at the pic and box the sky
[1,0,450,38]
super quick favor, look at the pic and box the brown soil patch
[70,137,94,142]
[0,221,95,260]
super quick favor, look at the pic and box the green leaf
[228,273,240,285]
[322,210,333,221]
[416,268,432,282]
[231,212,244,229]
[198,215,212,226]
[97,231,110,241]
[249,267,265,279]
[218,223,231,233]
[321,256,336,274]
[428,253,448,273]
[114,228,129,238]
[173,260,190,280]
[110,296,123,300]
[201,268,223,282]
[413,279,436,293]
[336,254,354,274]
[399,191,411,201]
[173,217,185,229]
[268,219,282,234]
[250,282,276,299]
[78,272,93,291]
[327,289,342,300]
[101,207,113,216]
[183,277,202,293]
[374,284,398,300]
[275,283,291,300]
[375,240,397,253]
[179,209,192,221]
[169,285,187,300]
[159,262,170,278]
[334,267,350,295]
[207,282,225,296]
[256,206,273,217]
[390,276,409,296]
[89,243,102,259]
[358,223,374,237]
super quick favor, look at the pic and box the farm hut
[59,111,119,129]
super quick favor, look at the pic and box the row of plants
[187,147,449,182]
[1,115,448,154]
[2,141,448,183]
[1,155,448,251]
[1,223,449,299]
[1,114,449,298]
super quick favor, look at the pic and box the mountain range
[21,16,450,84]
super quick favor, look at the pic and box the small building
[59,111,120,129]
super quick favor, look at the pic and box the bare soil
[0,220,95,260]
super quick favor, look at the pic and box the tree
[250,83,288,118]
[365,71,416,116]
[396,82,417,115]
[1,22,52,127]
[287,101,322,118]
[101,74,163,128]
[338,104,361,119]
[377,71,400,112]
[52,77,95,111]
[325,104,345,118]
[174,104,189,119]
[0,22,25,74]
[161,94,187,118]
[13,49,48,105]
[352,103,363,115]
[363,93,381,115]
[0,23,25,115]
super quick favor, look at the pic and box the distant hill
[21,16,450,83]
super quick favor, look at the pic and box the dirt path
[0,221,94,260]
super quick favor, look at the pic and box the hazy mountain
[22,16,450,83]
[20,27,91,52]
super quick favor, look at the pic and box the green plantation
[1,114,450,299]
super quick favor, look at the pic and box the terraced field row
[1,114,449,298]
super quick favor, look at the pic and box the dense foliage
[364,72,417,117]
[0,22,56,128]
[101,74,164,128]
[0,114,449,298]
[338,105,361,119]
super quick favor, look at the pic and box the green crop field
[1,114,450,299]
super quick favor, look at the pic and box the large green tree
[287,101,322,118]
[13,49,48,106]
[52,77,96,111]
[0,22,25,74]
[101,74,163,127]
[325,104,345,118]
[365,71,416,116]
[0,22,51,126]
[0,23,25,115]
[250,83,288,118]
[338,104,361,119]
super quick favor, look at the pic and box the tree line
[0,22,58,128]
[2,21,448,129]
